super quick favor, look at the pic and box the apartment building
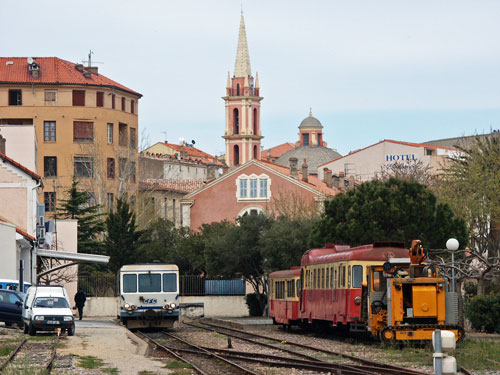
[0,57,142,214]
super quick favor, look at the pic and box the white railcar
[119,264,179,329]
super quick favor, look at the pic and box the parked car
[0,290,25,328]
[22,286,75,336]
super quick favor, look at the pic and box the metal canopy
[37,250,109,263]
[36,250,109,282]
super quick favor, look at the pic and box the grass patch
[164,360,193,369]
[138,371,155,375]
[383,345,432,366]
[169,371,193,375]
[102,368,119,374]
[454,339,500,371]
[0,345,15,356]
[315,354,343,361]
[77,355,105,369]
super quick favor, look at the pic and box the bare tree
[267,191,323,219]
[377,159,436,186]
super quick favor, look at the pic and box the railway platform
[57,317,171,375]
[202,316,274,330]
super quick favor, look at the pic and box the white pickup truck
[22,286,75,336]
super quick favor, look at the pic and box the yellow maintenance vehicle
[363,240,464,342]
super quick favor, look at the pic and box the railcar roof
[120,264,179,272]
[269,268,301,278]
[301,243,409,266]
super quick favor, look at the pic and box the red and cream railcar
[269,267,301,326]
[299,242,409,330]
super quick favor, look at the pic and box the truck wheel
[28,324,37,336]
[67,325,75,336]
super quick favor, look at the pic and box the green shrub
[465,294,500,333]
[245,293,266,316]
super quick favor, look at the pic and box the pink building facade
[181,159,340,231]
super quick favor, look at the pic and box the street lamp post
[446,238,459,293]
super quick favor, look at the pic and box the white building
[318,139,458,182]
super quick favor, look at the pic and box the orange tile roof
[259,159,342,196]
[161,143,216,159]
[318,139,459,168]
[0,152,42,182]
[0,57,141,97]
[261,142,295,159]
[0,217,35,241]
[140,179,206,194]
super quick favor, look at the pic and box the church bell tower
[223,14,263,167]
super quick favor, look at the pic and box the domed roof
[299,110,323,129]
[275,146,342,175]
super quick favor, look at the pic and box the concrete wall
[0,125,37,172]
[83,295,249,318]
[0,222,17,280]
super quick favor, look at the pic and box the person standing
[74,288,86,320]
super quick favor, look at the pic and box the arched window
[233,108,239,134]
[253,108,257,135]
[236,83,240,96]
[234,145,240,165]
[253,145,258,159]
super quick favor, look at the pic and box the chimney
[207,165,216,180]
[301,158,308,182]
[75,64,84,72]
[325,169,333,188]
[347,176,355,190]
[289,157,298,179]
[332,174,340,188]
[88,66,98,75]
[0,134,5,154]
[323,167,329,183]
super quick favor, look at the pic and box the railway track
[185,320,429,375]
[137,331,262,375]
[0,336,59,374]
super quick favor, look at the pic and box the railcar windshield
[352,265,363,288]
[139,273,161,292]
[34,297,69,308]
[163,273,177,292]
[123,274,137,293]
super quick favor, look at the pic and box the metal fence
[180,276,246,296]
[77,274,245,297]
[78,275,117,297]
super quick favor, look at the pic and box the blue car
[0,290,25,328]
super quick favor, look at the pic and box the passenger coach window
[352,265,363,288]
[163,273,177,292]
[139,273,161,292]
[123,274,137,293]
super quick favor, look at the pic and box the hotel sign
[386,154,417,162]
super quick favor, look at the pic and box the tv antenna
[161,131,168,143]
[82,50,103,68]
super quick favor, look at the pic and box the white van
[22,286,75,336]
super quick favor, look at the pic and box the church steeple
[223,14,263,168]
[234,15,252,78]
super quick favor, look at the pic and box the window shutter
[72,90,85,106]
[96,92,104,107]
[73,122,94,141]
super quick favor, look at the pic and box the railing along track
[187,320,428,375]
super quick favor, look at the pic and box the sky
[2,0,500,156]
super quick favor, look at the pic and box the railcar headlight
[169,303,177,309]
[124,303,131,310]
[131,304,137,311]
[354,296,361,305]
[34,315,44,320]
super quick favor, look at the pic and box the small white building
[318,139,458,182]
